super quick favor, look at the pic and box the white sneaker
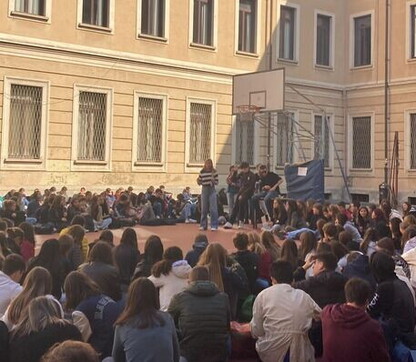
[186,218,197,224]
[223,222,233,229]
[238,221,244,229]
[199,226,207,231]
[211,227,218,231]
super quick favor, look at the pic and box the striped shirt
[198,169,219,187]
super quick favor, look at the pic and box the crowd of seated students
[2,187,416,360]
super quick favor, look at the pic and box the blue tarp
[284,159,325,202]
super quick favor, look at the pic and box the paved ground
[35,223,261,255]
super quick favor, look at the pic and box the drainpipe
[384,0,390,186]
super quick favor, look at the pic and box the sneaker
[211,227,218,231]
[186,218,197,224]
[238,221,244,229]
[199,226,207,231]
[223,222,233,229]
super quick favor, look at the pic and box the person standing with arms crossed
[197,159,219,231]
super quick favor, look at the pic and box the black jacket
[168,281,230,362]
[231,250,259,294]
[293,270,347,308]
[113,244,139,286]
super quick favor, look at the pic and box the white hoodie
[148,260,192,311]
[0,271,22,318]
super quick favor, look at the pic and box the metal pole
[266,0,273,169]
[384,0,390,185]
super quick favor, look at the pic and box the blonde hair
[197,243,227,291]
[8,266,52,326]
[248,232,265,255]
[13,296,65,338]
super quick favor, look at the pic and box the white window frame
[189,0,218,50]
[1,77,49,170]
[347,113,374,172]
[314,10,335,69]
[234,0,261,56]
[8,0,52,22]
[132,92,168,172]
[137,0,169,42]
[349,10,374,69]
[185,97,216,172]
[71,85,113,171]
[231,114,258,167]
[406,1,416,61]
[273,110,298,169]
[404,110,416,172]
[311,113,334,171]
[77,0,115,33]
[276,2,300,63]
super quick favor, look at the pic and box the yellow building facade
[0,0,414,202]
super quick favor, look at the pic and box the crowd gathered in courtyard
[1,159,416,361]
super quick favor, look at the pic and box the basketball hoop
[236,104,262,115]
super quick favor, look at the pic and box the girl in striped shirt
[197,159,219,231]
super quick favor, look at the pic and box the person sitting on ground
[0,254,25,318]
[185,234,209,268]
[342,251,376,292]
[113,228,140,290]
[64,271,122,359]
[368,251,416,350]
[231,232,259,294]
[335,213,362,244]
[79,242,122,302]
[9,296,82,362]
[41,340,100,362]
[322,223,338,244]
[133,235,164,279]
[148,246,191,311]
[248,232,273,287]
[6,227,24,256]
[250,260,321,362]
[168,266,230,362]
[260,231,280,261]
[321,278,390,362]
[112,278,179,362]
[17,222,35,263]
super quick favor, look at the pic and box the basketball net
[236,105,262,121]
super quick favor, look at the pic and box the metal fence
[314,115,330,167]
[137,97,163,163]
[189,102,212,164]
[77,91,107,161]
[8,84,42,159]
[352,116,371,169]
[235,113,254,165]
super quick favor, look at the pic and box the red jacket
[322,303,390,362]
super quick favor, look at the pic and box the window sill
[190,43,216,51]
[10,11,48,22]
[74,160,107,165]
[134,162,163,167]
[314,64,334,71]
[187,163,204,168]
[235,51,259,58]
[349,168,373,172]
[138,33,168,43]
[350,64,373,71]
[277,58,298,65]
[78,23,112,33]
[4,158,43,164]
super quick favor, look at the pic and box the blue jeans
[200,186,218,229]
[251,190,279,217]
[226,192,237,216]
[181,203,196,219]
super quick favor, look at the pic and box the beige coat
[250,283,321,362]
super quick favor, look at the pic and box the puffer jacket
[148,260,191,311]
[168,281,230,362]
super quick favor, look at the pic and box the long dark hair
[151,246,183,277]
[120,228,138,251]
[115,278,165,329]
[143,235,164,266]
[299,231,317,261]
[18,222,36,245]
[88,242,113,265]
[64,271,101,310]
[280,239,298,270]
[29,239,62,275]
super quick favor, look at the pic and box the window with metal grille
[275,113,294,166]
[352,116,371,169]
[235,114,254,165]
[354,14,371,67]
[193,0,213,46]
[279,6,295,60]
[82,0,109,27]
[14,0,45,15]
[189,103,212,164]
[77,92,107,162]
[351,193,369,203]
[316,14,331,66]
[411,6,416,58]
[8,84,42,160]
[141,0,165,37]
[410,114,416,169]
[238,0,256,53]
[314,115,330,168]
[137,97,163,163]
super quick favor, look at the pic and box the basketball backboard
[232,68,285,115]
